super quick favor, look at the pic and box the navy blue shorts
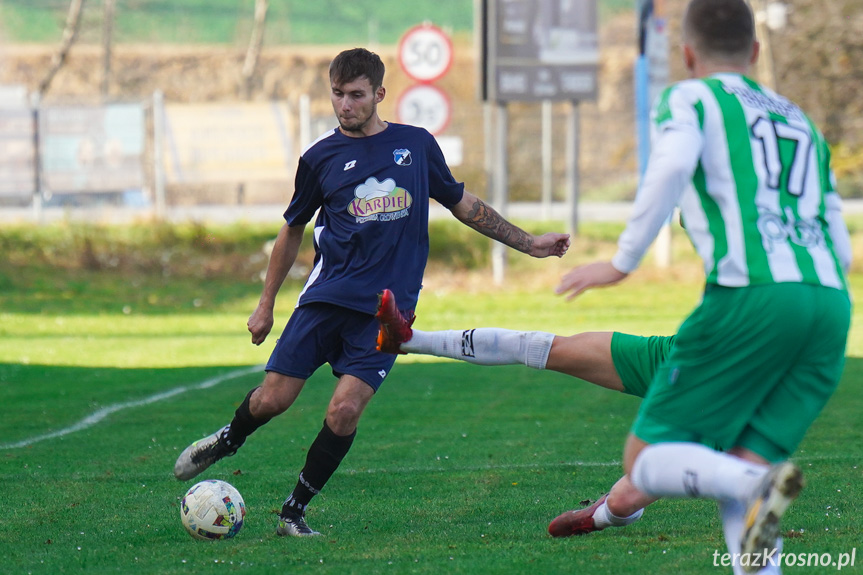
[265,302,397,391]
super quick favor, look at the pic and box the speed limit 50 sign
[398,24,453,84]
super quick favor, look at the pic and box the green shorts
[632,283,850,462]
[610,332,676,398]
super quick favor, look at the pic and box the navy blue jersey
[284,122,464,314]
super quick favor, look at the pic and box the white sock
[403,328,555,370]
[719,499,783,575]
[720,499,749,575]
[592,500,644,529]
[631,442,768,501]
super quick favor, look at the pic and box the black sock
[282,420,356,515]
[224,386,271,449]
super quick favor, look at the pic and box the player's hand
[530,232,571,258]
[556,261,628,300]
[247,304,275,346]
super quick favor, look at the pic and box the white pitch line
[339,454,861,477]
[342,460,623,475]
[0,365,263,450]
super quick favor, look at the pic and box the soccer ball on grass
[180,479,246,540]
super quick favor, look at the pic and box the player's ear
[375,86,386,103]
[749,40,760,66]
[682,44,696,75]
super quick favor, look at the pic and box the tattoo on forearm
[465,198,533,253]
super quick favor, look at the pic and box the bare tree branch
[38,0,86,96]
[102,0,116,98]
[240,0,269,100]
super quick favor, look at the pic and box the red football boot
[375,289,415,354]
[547,494,608,537]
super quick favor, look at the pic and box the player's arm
[450,190,570,258]
[247,222,306,345]
[825,183,852,273]
[824,162,851,273]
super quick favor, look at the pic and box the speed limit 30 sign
[398,24,453,84]
[396,84,451,136]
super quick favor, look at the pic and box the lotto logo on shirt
[348,177,413,223]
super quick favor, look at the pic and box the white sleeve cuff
[611,250,641,275]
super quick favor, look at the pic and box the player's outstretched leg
[376,288,555,370]
[375,289,415,354]
[548,494,609,537]
[174,425,240,481]
[740,461,804,573]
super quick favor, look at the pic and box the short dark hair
[683,0,755,63]
[329,48,385,89]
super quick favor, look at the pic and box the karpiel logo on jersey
[393,149,412,166]
[348,177,413,223]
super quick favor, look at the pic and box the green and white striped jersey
[613,73,849,292]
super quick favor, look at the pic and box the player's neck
[339,117,388,138]
[691,58,751,80]
[684,42,757,81]
[698,66,750,78]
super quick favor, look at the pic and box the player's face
[331,76,384,135]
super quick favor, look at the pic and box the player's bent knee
[251,390,291,418]
[326,402,364,433]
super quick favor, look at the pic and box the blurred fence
[0,98,146,205]
[0,92,313,218]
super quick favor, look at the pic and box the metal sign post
[566,102,580,236]
[491,102,509,284]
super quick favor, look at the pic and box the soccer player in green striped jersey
[555,0,851,572]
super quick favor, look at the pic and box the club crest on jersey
[348,177,413,223]
[393,148,412,166]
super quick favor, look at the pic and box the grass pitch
[1,223,862,574]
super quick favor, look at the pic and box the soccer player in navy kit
[173,48,571,536]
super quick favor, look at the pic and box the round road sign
[396,84,451,135]
[398,24,453,84]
